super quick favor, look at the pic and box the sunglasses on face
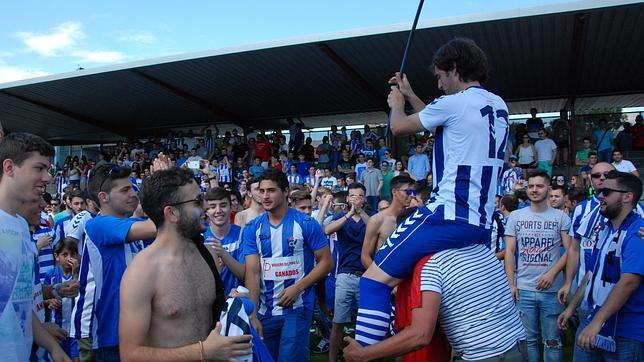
[590,171,613,179]
[401,188,416,196]
[597,187,629,197]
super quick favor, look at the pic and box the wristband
[198,340,205,362]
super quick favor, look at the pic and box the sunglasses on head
[98,164,122,192]
[597,187,629,197]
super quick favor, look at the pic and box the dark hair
[0,132,55,177]
[527,169,550,184]
[88,164,132,205]
[290,190,311,203]
[414,183,433,204]
[567,187,588,205]
[432,38,488,83]
[139,167,196,228]
[248,176,262,187]
[347,182,366,193]
[550,185,568,195]
[500,194,519,212]
[260,169,289,191]
[54,237,78,255]
[607,171,643,207]
[583,137,591,142]
[230,189,242,203]
[68,189,86,201]
[205,187,231,203]
[612,148,623,155]
[588,151,598,157]
[332,191,348,204]
[390,175,414,194]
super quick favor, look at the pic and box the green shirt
[380,170,394,200]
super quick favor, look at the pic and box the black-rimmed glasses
[166,194,205,208]
[590,171,613,179]
[597,188,629,197]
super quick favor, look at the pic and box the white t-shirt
[612,160,637,173]
[0,209,35,361]
[534,138,557,162]
[420,245,525,360]
[321,176,337,189]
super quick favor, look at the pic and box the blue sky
[1,0,567,84]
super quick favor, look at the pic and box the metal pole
[386,0,425,149]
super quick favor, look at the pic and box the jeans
[573,313,644,362]
[260,308,314,362]
[517,290,563,362]
[597,148,613,163]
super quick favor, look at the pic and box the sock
[355,277,393,346]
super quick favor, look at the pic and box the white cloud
[71,50,126,63]
[0,65,51,84]
[119,30,156,44]
[16,21,85,56]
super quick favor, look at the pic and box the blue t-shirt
[241,208,328,317]
[85,215,146,348]
[249,165,265,177]
[586,212,644,342]
[203,224,245,296]
[296,161,310,179]
[333,211,374,274]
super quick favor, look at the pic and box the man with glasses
[80,163,158,360]
[557,171,643,360]
[324,182,373,362]
[535,129,558,177]
[119,168,252,361]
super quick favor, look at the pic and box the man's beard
[600,200,622,220]
[177,207,205,240]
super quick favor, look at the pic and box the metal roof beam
[129,69,246,129]
[0,90,130,138]
[566,12,589,101]
[317,43,390,113]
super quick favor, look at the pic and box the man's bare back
[234,205,264,227]
[122,241,216,347]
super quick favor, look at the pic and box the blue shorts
[325,276,336,311]
[374,205,489,279]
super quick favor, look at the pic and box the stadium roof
[0,0,642,145]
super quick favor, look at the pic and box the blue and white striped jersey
[287,174,302,188]
[32,225,57,283]
[420,244,525,360]
[218,164,232,184]
[69,211,96,340]
[419,86,509,228]
[203,224,245,296]
[85,215,146,349]
[44,267,75,332]
[241,208,328,317]
[53,214,74,246]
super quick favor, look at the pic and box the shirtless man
[234,176,264,227]
[361,175,415,268]
[119,167,252,361]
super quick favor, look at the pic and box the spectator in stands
[633,114,644,150]
[354,153,367,181]
[614,122,633,152]
[490,193,518,260]
[361,139,376,160]
[535,129,557,177]
[611,149,639,177]
[500,155,523,194]
[592,118,613,162]
[321,167,338,189]
[249,156,265,177]
[516,132,537,171]
[575,137,594,172]
[337,149,354,174]
[361,158,384,211]
[376,138,387,162]
[407,143,431,181]
[381,149,395,170]
[526,108,544,143]
[317,136,332,171]
[580,152,598,191]
[302,137,316,162]
[552,110,570,166]
[254,134,271,168]
[391,160,406,177]
[549,185,567,212]
[363,125,379,146]
[379,161,394,202]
